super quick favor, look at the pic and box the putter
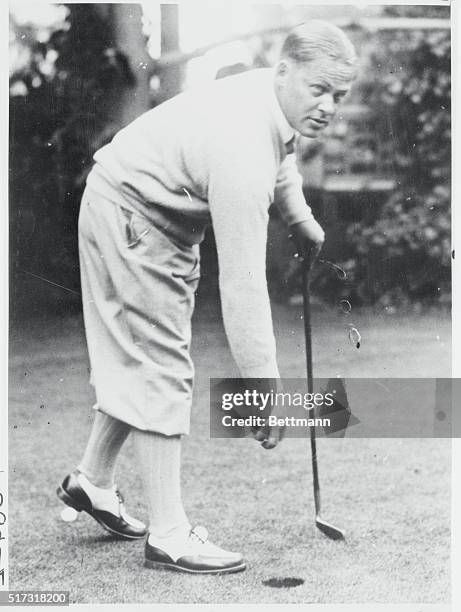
[302,248,345,541]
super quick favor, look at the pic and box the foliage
[9,4,451,311]
[10,4,134,299]
[248,5,451,307]
[341,22,451,306]
[345,185,451,306]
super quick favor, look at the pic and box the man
[57,20,358,574]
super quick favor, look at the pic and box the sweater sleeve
[207,129,280,379]
[273,153,314,226]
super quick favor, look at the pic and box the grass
[8,302,451,604]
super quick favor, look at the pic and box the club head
[315,516,345,541]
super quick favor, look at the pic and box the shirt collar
[269,68,296,148]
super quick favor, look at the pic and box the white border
[451,0,460,610]
[3,2,457,611]
[1,0,9,595]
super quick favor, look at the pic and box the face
[275,57,354,138]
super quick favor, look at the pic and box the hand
[253,422,285,449]
[289,218,325,258]
[249,378,286,450]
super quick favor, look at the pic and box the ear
[275,59,290,79]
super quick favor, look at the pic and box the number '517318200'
[0,492,5,587]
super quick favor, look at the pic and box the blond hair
[281,20,358,75]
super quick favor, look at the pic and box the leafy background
[9,4,451,316]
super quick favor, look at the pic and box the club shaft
[303,257,321,517]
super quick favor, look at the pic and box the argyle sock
[77,411,131,488]
[131,429,190,538]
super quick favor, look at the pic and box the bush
[9,5,134,306]
[346,185,451,306]
[338,19,451,306]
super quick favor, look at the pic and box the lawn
[8,302,451,604]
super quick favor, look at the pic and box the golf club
[302,247,345,541]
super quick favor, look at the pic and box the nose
[317,93,335,116]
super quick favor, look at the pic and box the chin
[299,129,321,139]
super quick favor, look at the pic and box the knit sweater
[86,68,314,379]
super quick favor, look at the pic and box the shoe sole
[144,558,246,575]
[56,485,145,540]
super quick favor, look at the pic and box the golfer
[57,21,357,574]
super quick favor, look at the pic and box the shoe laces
[189,526,208,545]
[115,489,132,520]
[115,489,125,505]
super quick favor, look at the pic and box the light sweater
[86,68,313,379]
